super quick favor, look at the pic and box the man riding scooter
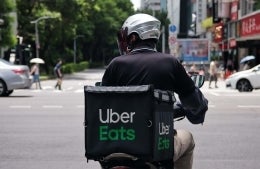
[101,13,208,169]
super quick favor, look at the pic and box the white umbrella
[240,55,255,64]
[30,58,45,64]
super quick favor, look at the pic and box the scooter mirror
[95,82,102,86]
[190,74,205,88]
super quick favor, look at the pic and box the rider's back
[102,50,195,96]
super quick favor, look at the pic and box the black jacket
[102,47,208,124]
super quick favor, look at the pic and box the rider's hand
[184,99,208,125]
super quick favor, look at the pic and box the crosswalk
[26,86,84,93]
[20,80,260,96]
[10,84,260,111]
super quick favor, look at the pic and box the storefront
[236,10,260,68]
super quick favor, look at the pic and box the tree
[15,0,136,73]
[255,1,260,10]
[16,0,90,72]
[0,0,16,49]
[84,0,134,64]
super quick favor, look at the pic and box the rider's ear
[129,34,137,43]
[127,34,138,53]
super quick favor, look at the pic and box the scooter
[85,74,205,169]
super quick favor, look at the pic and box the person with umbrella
[241,55,255,70]
[30,58,45,89]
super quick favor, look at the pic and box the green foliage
[0,0,16,47]
[255,1,260,10]
[0,0,16,12]
[85,0,135,63]
[62,61,89,74]
[13,0,171,75]
[89,62,104,68]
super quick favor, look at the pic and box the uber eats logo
[158,122,170,151]
[98,109,136,141]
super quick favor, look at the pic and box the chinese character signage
[230,1,238,21]
[240,12,260,37]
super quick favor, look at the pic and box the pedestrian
[101,13,208,169]
[243,61,253,70]
[199,66,205,76]
[30,63,42,89]
[189,63,198,75]
[54,59,63,90]
[208,59,218,88]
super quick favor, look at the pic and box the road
[0,68,260,169]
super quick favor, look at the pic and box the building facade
[201,0,260,73]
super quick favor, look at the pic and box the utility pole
[161,26,165,53]
[30,16,54,58]
[73,35,84,64]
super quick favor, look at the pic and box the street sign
[169,25,177,33]
[169,35,177,45]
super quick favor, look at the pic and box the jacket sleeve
[101,59,117,86]
[179,87,208,124]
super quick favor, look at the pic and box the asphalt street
[0,68,260,169]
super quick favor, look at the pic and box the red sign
[229,39,236,48]
[240,12,260,37]
[230,1,238,21]
[219,42,228,51]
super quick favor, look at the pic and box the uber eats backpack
[84,85,176,162]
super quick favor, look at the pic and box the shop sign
[241,12,260,37]
[219,42,228,51]
[230,1,238,21]
[229,39,236,48]
[196,0,206,34]
[202,17,213,28]
[218,0,230,18]
[212,0,221,23]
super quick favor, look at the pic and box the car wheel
[0,80,8,96]
[236,79,253,92]
[5,90,14,96]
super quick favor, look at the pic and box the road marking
[238,105,260,108]
[208,105,216,108]
[42,86,53,90]
[75,89,83,93]
[42,105,63,108]
[9,105,31,109]
[76,105,84,108]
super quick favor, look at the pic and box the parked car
[225,64,260,92]
[0,58,32,96]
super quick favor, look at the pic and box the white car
[225,64,260,92]
[0,58,32,96]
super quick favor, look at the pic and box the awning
[202,17,213,29]
[236,34,260,41]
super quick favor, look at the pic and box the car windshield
[0,58,14,66]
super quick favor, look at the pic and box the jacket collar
[129,46,157,54]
